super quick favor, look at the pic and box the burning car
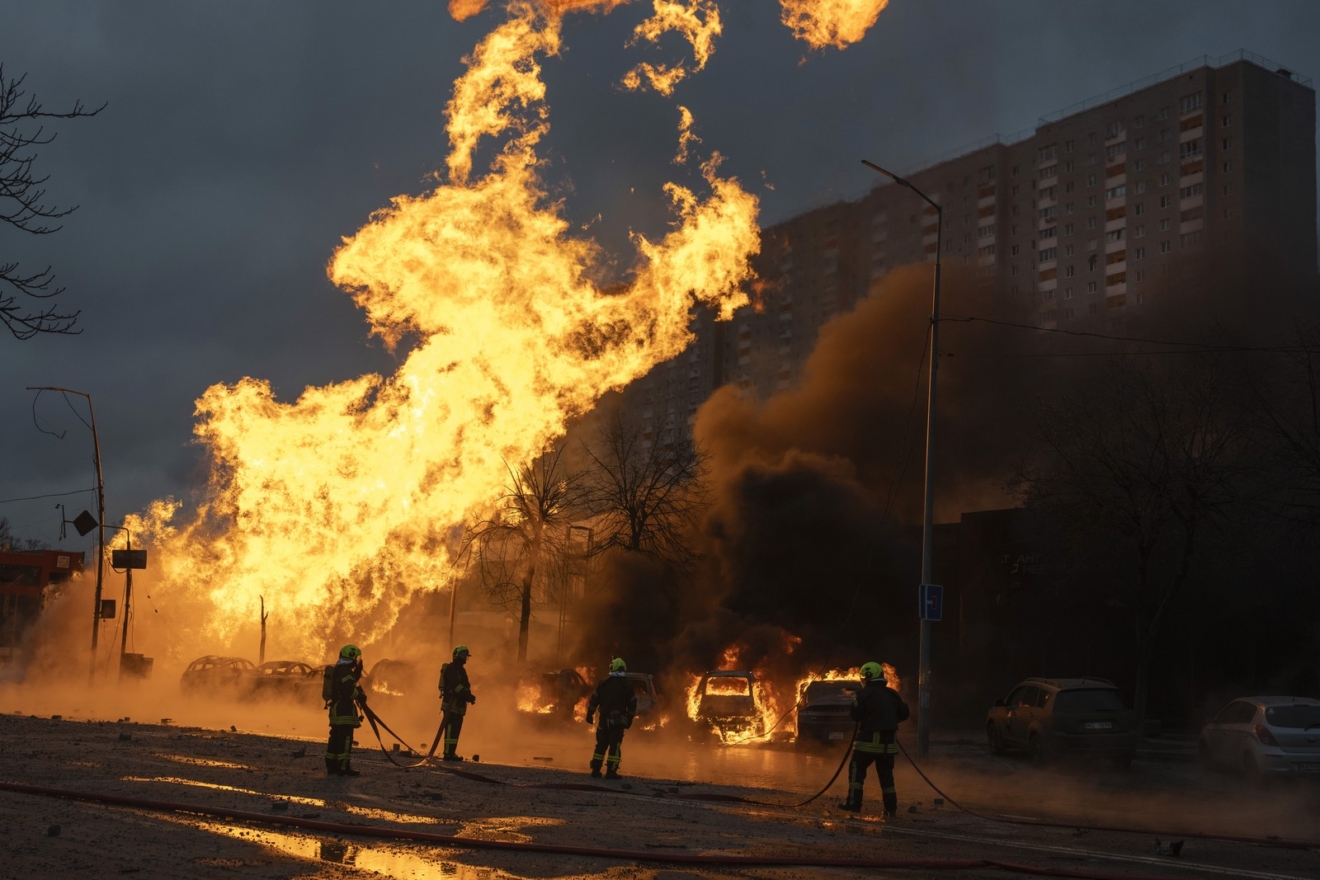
[517,668,593,722]
[180,656,255,695]
[249,660,321,704]
[627,672,659,719]
[363,658,422,704]
[796,679,860,746]
[693,670,765,742]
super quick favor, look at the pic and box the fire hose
[0,779,1201,880]
[360,702,1320,851]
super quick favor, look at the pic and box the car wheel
[987,722,1004,755]
[1029,733,1052,765]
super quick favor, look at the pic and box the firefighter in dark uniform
[438,645,476,761]
[325,644,367,776]
[840,661,910,816]
[586,657,637,779]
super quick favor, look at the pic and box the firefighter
[839,661,910,817]
[325,644,368,777]
[586,657,637,779]
[438,645,476,761]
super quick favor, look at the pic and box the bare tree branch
[0,63,103,340]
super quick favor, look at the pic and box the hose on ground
[0,779,1196,880]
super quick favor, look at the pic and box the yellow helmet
[453,645,471,659]
[339,644,362,661]
[860,661,883,682]
[609,657,627,673]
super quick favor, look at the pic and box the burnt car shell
[696,670,762,737]
[797,680,860,746]
[519,669,593,721]
[180,656,255,694]
[251,660,320,703]
[626,672,659,718]
[364,659,420,703]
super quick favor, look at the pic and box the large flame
[133,2,758,658]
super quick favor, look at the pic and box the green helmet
[339,644,362,661]
[860,661,883,682]
[453,645,471,659]
[609,657,627,673]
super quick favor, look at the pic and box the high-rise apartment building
[622,52,1317,446]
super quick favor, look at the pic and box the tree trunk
[517,531,542,664]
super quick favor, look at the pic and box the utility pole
[29,387,106,683]
[860,162,943,756]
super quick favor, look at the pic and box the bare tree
[469,446,585,663]
[583,409,707,574]
[1,64,103,339]
[1251,325,1320,521]
[1011,358,1251,726]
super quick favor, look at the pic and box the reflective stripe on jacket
[328,662,364,728]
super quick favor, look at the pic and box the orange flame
[780,0,888,49]
[131,2,758,658]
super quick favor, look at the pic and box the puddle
[457,816,564,844]
[123,775,452,824]
[169,816,527,878]
[154,754,255,770]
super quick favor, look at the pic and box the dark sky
[3,0,1319,556]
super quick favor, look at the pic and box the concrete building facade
[622,52,1317,447]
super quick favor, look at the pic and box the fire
[779,0,889,49]
[130,2,758,658]
[517,680,556,714]
[124,0,889,659]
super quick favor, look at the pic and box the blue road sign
[919,583,943,621]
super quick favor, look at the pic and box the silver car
[1198,696,1320,776]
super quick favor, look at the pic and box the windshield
[803,682,857,703]
[1054,689,1128,714]
[704,677,751,696]
[1265,704,1320,729]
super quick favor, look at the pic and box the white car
[1198,696,1320,777]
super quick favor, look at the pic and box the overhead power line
[0,487,97,505]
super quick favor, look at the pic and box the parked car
[1199,696,1320,778]
[796,679,859,746]
[986,677,1137,766]
[250,660,321,704]
[694,670,764,741]
[518,669,593,721]
[180,656,255,695]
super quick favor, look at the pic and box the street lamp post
[861,160,942,757]
[28,386,106,683]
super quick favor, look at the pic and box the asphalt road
[1,692,1319,880]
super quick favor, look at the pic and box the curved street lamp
[862,160,942,757]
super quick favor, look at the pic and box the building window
[1159,173,1172,186]
[1064,265,1075,277]
[1134,247,1145,260]
[1105,121,1125,139]
[1136,180,1147,194]
[1040,185,1057,200]
[1040,225,1057,239]
[1087,282,1098,294]
[1088,255,1098,271]
[1223,183,1233,195]
[1135,269,1146,282]
[1087,196,1097,208]
[1064,287,1074,300]
[1222,114,1234,127]
[1087,216,1098,230]
[1158,106,1170,120]
[1039,206,1058,220]
[1065,202,1076,214]
[1179,93,1202,114]
[1179,183,1203,199]
[1160,240,1172,254]
[1105,229,1124,243]
[1134,114,1146,128]
[1133,159,1146,171]
[1134,137,1146,150]
[1178,139,1202,160]
[1104,142,1126,160]
[1134,203,1145,215]
[1181,230,1203,247]
[1039,247,1057,262]
[1135,225,1145,238]
[1159,218,1171,231]
[1012,165,1019,176]
[1064,223,1075,235]
[1010,245,1019,256]
[1087,174,1097,186]
[1223,160,1234,172]
[1159,195,1172,208]
[1159,150,1171,164]
[1159,128,1171,143]
[1039,165,1059,180]
[1222,137,1232,150]
[1106,185,1126,200]
[1064,244,1075,257]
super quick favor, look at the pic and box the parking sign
[918,583,943,621]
